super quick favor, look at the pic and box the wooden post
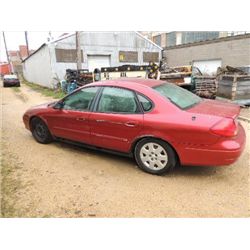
[76,31,82,70]
[231,75,238,101]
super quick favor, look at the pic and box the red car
[23,79,246,175]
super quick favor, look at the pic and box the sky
[0,31,71,62]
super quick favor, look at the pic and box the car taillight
[210,118,238,137]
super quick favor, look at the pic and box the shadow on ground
[53,140,220,178]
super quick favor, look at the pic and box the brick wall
[19,45,29,59]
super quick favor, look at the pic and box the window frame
[93,86,143,115]
[136,92,154,113]
[59,86,101,112]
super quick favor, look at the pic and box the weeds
[22,79,65,99]
[12,87,21,93]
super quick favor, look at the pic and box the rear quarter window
[137,94,153,112]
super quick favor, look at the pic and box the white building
[22,31,162,88]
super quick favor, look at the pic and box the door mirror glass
[53,101,64,109]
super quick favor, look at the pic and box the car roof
[86,78,165,91]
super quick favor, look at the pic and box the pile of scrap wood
[159,65,194,85]
[217,65,248,76]
[193,76,217,99]
[157,59,217,99]
[65,69,93,86]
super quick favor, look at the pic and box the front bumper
[23,114,30,130]
[4,81,20,87]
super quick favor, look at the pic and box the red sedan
[23,79,246,175]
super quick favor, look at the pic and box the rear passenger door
[89,87,143,153]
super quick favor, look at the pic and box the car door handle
[125,122,137,127]
[76,117,86,121]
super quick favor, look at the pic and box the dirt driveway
[1,81,249,217]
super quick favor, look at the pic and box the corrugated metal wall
[23,32,162,87]
[50,32,162,80]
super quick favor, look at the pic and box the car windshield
[153,82,202,109]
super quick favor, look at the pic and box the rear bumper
[180,123,246,166]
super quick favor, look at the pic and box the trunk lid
[187,99,240,119]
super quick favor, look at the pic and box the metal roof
[22,31,162,63]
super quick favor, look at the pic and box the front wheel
[31,117,53,144]
[134,138,177,175]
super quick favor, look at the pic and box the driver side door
[47,86,100,144]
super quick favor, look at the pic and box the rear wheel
[31,117,53,144]
[134,138,177,175]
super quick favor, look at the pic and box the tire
[31,117,53,144]
[134,138,177,175]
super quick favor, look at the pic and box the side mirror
[53,101,64,109]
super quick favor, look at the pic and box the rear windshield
[4,75,17,79]
[153,83,201,109]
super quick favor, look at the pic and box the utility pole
[2,32,10,64]
[76,31,82,70]
[25,31,29,56]
[2,31,12,73]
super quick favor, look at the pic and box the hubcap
[139,142,168,170]
[35,123,46,138]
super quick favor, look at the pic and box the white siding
[23,45,53,88]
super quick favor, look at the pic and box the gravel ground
[1,81,249,217]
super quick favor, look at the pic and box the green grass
[22,79,65,99]
[12,87,21,93]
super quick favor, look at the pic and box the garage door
[87,55,111,72]
[193,59,222,75]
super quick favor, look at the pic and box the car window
[137,94,153,112]
[97,87,139,113]
[153,83,201,109]
[4,75,17,79]
[63,87,99,111]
